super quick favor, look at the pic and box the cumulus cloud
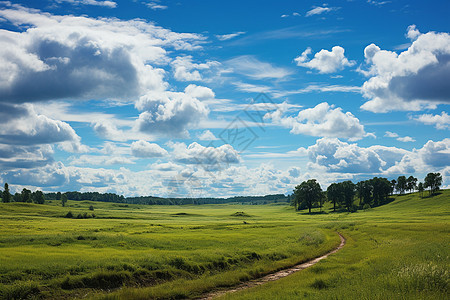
[0,144,54,170]
[413,112,450,129]
[131,140,168,158]
[295,46,355,73]
[135,87,210,137]
[305,137,450,176]
[197,130,218,141]
[226,55,293,79]
[170,142,240,167]
[265,102,367,140]
[0,3,205,104]
[307,138,386,173]
[0,104,88,152]
[2,162,69,188]
[171,56,220,81]
[360,26,450,112]
[216,31,246,41]
[69,155,135,166]
[385,131,416,142]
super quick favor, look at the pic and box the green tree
[61,194,68,207]
[13,192,22,202]
[390,179,396,195]
[293,179,322,213]
[356,181,365,206]
[33,190,45,204]
[406,176,418,193]
[340,181,356,212]
[2,183,11,203]
[56,192,62,200]
[424,172,442,195]
[417,182,424,198]
[327,183,341,212]
[21,188,32,203]
[396,176,407,194]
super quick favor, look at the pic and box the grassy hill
[0,191,448,299]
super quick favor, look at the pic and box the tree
[340,181,356,212]
[33,190,45,204]
[406,176,417,193]
[61,194,68,207]
[396,176,407,194]
[390,179,396,195]
[56,192,62,201]
[424,172,442,195]
[356,181,365,206]
[2,183,11,203]
[327,183,341,212]
[418,182,424,198]
[13,193,22,202]
[21,188,32,203]
[293,179,323,213]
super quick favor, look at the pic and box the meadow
[0,191,448,299]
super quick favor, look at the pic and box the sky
[0,0,449,198]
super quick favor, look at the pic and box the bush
[0,281,40,299]
[65,211,73,218]
[89,205,94,211]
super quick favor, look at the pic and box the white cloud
[171,56,220,81]
[306,5,338,17]
[0,103,88,152]
[135,88,210,137]
[170,142,240,167]
[295,46,355,73]
[184,84,215,100]
[197,130,218,141]
[265,102,367,140]
[397,136,416,142]
[0,4,205,104]
[0,143,54,170]
[385,131,399,138]
[55,0,117,8]
[226,55,293,79]
[385,131,416,142]
[145,2,168,10]
[414,112,450,130]
[69,155,136,166]
[216,32,246,41]
[360,26,450,112]
[131,140,168,158]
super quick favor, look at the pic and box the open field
[0,191,449,299]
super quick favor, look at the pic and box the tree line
[293,172,443,213]
[1,184,288,206]
[0,183,45,204]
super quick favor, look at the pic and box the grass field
[0,191,448,299]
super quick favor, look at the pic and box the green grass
[0,191,448,299]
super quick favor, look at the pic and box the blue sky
[0,0,449,197]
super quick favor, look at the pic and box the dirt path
[198,233,346,300]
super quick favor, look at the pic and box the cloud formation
[265,102,367,140]
[295,46,355,73]
[360,25,450,112]
[135,87,210,137]
[226,55,293,79]
[171,142,240,167]
[413,112,450,130]
[0,4,204,104]
[131,140,168,158]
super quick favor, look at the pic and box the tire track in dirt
[198,233,346,299]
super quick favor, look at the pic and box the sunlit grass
[0,190,448,299]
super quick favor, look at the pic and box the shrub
[65,211,73,218]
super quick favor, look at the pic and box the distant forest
[43,191,289,205]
